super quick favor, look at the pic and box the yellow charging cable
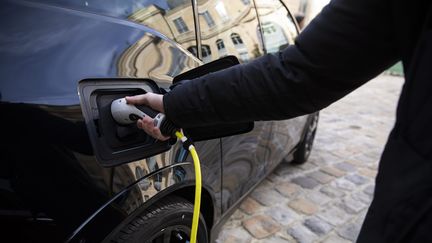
[175,130,201,243]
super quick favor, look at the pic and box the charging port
[78,79,171,167]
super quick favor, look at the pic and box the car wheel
[109,196,208,243]
[293,112,319,164]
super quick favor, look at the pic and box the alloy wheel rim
[148,225,191,243]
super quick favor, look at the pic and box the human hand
[125,93,170,141]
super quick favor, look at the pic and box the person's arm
[163,0,399,128]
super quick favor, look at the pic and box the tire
[109,196,208,243]
[293,112,319,164]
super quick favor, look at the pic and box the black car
[0,0,318,242]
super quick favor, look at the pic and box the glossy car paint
[0,0,310,242]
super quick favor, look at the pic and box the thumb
[125,94,147,105]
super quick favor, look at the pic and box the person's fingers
[137,119,144,129]
[138,116,170,141]
[125,93,164,113]
[125,94,147,105]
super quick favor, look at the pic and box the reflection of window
[262,22,277,34]
[202,45,212,63]
[188,45,212,62]
[216,39,227,57]
[239,51,250,62]
[202,45,211,57]
[241,0,250,5]
[231,33,243,45]
[216,39,225,50]
[187,46,198,57]
[215,2,230,22]
[202,11,215,27]
[173,17,189,33]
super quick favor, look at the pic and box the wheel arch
[105,183,216,242]
[103,182,217,242]
[103,183,216,242]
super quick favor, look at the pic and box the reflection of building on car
[0,0,318,242]
[129,0,298,63]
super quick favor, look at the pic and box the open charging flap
[78,56,253,167]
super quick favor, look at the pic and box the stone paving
[216,74,404,243]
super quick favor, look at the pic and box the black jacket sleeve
[163,0,400,128]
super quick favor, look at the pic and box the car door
[194,0,273,212]
[255,0,309,167]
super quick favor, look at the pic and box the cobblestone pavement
[216,75,404,243]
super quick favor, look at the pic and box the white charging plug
[111,98,166,129]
